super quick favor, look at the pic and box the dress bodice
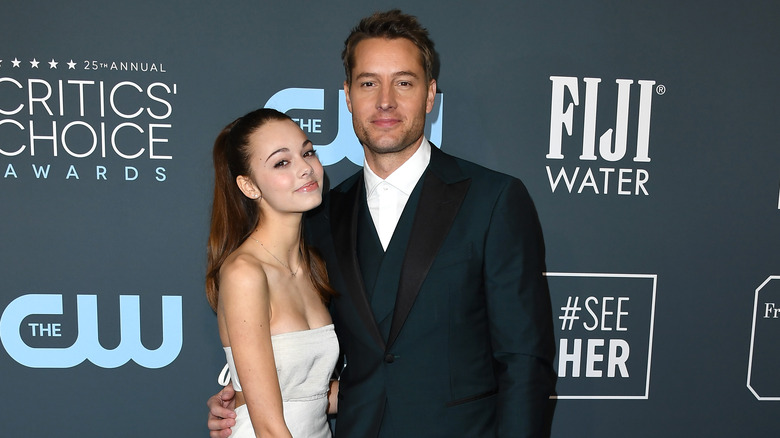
[221,323,339,438]
[271,324,339,402]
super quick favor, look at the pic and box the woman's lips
[296,181,319,192]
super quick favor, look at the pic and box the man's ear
[425,79,437,114]
[344,80,353,113]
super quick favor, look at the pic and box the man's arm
[484,178,557,437]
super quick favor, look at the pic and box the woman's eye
[303,150,316,157]
[274,160,289,168]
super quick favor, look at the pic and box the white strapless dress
[221,324,339,438]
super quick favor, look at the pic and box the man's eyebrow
[393,70,420,78]
[354,72,378,81]
[354,71,420,81]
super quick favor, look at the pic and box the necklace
[250,234,299,277]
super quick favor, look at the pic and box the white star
[12,58,21,68]
[30,58,39,68]
[67,59,76,69]
[49,59,58,69]
[0,60,3,68]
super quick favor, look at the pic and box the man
[209,9,556,437]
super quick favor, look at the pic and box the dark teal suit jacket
[306,146,556,437]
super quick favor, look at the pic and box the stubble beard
[354,117,426,160]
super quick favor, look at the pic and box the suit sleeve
[483,178,557,437]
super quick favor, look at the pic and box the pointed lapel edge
[330,177,386,350]
[386,149,470,349]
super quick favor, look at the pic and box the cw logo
[265,88,444,166]
[0,294,182,369]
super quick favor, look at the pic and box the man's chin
[363,137,418,156]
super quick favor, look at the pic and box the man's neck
[363,138,423,179]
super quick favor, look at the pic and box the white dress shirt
[363,138,432,250]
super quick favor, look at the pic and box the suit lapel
[330,177,386,350]
[386,147,471,349]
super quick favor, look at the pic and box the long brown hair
[206,108,335,311]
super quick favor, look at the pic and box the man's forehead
[352,37,424,70]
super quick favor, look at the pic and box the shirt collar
[364,138,432,197]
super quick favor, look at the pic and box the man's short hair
[342,9,436,86]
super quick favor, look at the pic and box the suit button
[384,353,395,363]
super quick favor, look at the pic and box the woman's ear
[236,175,261,199]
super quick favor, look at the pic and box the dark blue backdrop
[1,1,778,436]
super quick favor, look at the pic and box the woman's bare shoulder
[219,249,269,298]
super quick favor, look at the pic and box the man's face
[344,37,436,158]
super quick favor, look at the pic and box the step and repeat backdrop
[1,1,778,436]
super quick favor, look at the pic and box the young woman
[206,108,338,437]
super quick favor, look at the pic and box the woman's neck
[251,213,303,269]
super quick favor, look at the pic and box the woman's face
[239,119,324,214]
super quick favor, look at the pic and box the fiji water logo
[0,294,182,369]
[265,88,444,166]
[546,76,665,196]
